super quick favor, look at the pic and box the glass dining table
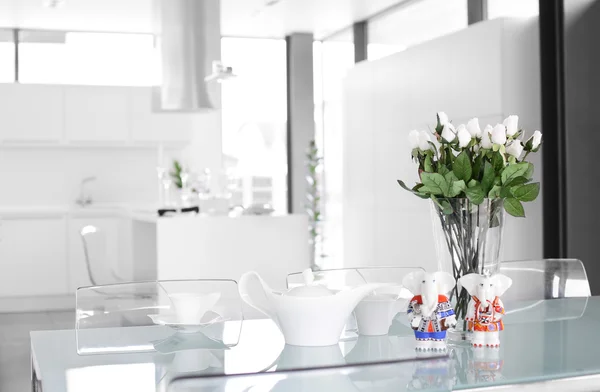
[30,296,600,392]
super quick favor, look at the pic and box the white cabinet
[0,217,68,297]
[0,84,64,142]
[67,216,129,292]
[65,86,130,142]
[130,87,193,143]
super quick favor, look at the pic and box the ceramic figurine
[402,271,457,351]
[459,272,513,348]
[238,269,385,346]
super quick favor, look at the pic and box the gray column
[286,33,315,214]
[467,0,488,24]
[564,0,600,293]
[353,21,368,62]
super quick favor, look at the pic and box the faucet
[76,176,97,207]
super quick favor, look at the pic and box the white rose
[418,131,432,151]
[441,123,456,142]
[503,115,519,137]
[456,124,471,148]
[480,125,493,149]
[506,140,524,158]
[409,130,420,149]
[437,112,449,126]
[467,118,482,138]
[531,130,542,149]
[491,124,507,145]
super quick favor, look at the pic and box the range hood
[154,0,221,112]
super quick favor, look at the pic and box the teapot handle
[239,271,277,321]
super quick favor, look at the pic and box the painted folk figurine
[459,273,513,348]
[402,271,457,350]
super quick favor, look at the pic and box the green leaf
[500,186,513,198]
[504,176,530,188]
[467,179,478,188]
[424,155,434,173]
[397,180,430,199]
[504,198,525,217]
[465,185,485,205]
[417,186,434,196]
[453,151,472,182]
[421,173,449,196]
[481,162,495,194]
[438,165,450,176]
[472,154,483,179]
[488,185,502,198]
[501,162,529,185]
[512,183,540,202]
[449,180,466,197]
[444,171,459,183]
[431,195,453,215]
[491,152,504,172]
[524,162,534,180]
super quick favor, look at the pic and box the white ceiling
[0,0,407,39]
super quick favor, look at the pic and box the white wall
[342,18,543,272]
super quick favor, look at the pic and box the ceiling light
[44,0,66,8]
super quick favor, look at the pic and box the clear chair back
[76,280,244,355]
[500,259,591,301]
[80,225,121,286]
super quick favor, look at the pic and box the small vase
[430,198,505,342]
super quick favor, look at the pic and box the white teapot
[239,269,385,346]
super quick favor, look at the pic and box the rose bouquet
[398,112,542,322]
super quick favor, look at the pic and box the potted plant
[398,112,542,333]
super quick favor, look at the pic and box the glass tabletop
[31,296,598,392]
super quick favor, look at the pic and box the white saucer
[148,312,228,334]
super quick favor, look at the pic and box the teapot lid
[286,269,335,297]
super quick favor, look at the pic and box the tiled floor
[0,311,75,392]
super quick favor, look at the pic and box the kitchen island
[131,213,310,290]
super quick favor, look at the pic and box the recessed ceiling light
[44,0,66,8]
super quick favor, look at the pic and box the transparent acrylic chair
[287,267,422,338]
[75,280,243,355]
[80,225,124,286]
[499,259,591,301]
[499,259,590,323]
[166,355,454,392]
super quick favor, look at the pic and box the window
[220,38,288,213]
[0,30,14,82]
[314,30,355,268]
[488,0,539,19]
[367,0,468,60]
[18,31,159,86]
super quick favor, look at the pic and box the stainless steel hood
[154,0,221,112]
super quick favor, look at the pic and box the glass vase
[431,198,505,342]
